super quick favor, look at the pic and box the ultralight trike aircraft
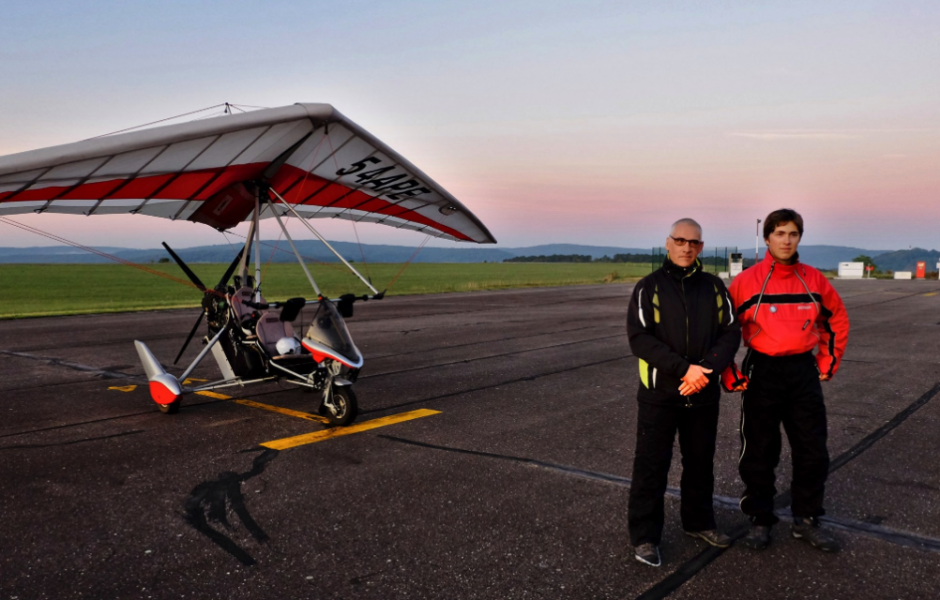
[0,103,496,425]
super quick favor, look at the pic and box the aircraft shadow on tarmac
[182,448,279,566]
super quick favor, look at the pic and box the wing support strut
[239,210,256,286]
[267,187,379,295]
[178,326,228,384]
[253,194,262,302]
[267,191,322,297]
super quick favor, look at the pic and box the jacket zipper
[681,267,697,356]
[681,267,695,406]
[682,277,689,355]
[794,267,821,320]
[748,262,775,343]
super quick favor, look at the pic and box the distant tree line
[596,253,660,263]
[504,254,593,263]
[504,253,661,263]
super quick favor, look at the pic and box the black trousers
[628,398,719,546]
[739,351,829,526]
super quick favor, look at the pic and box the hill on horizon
[868,248,940,272]
[0,241,913,270]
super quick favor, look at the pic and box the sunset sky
[1,0,937,252]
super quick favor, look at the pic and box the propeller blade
[174,310,205,365]
[162,242,206,292]
[216,246,246,289]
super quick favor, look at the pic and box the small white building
[838,262,865,279]
[894,271,913,280]
[729,253,744,278]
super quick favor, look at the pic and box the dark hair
[763,208,804,239]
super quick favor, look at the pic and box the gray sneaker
[684,529,732,548]
[740,525,772,550]
[634,543,661,567]
[792,518,840,552]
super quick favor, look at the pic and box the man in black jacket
[626,218,741,567]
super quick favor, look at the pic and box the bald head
[669,218,702,239]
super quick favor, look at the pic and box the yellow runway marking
[109,383,435,447]
[924,292,938,297]
[234,399,328,423]
[191,390,327,422]
[260,409,442,450]
[182,378,208,385]
[195,390,233,400]
[108,385,138,392]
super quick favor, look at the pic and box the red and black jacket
[721,251,849,388]
[627,257,742,405]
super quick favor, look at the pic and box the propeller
[162,243,245,364]
[174,311,205,365]
[161,242,206,292]
[216,245,246,292]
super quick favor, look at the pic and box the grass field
[1,261,665,319]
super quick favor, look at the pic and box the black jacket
[626,257,741,405]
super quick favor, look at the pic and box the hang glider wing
[0,104,495,244]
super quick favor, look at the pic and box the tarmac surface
[2,278,940,599]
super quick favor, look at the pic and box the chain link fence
[649,247,740,275]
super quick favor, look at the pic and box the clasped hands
[706,370,828,395]
[679,364,712,396]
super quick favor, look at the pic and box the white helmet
[275,336,301,355]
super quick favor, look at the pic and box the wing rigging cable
[349,219,372,285]
[0,209,427,297]
[86,103,256,140]
[0,216,207,293]
[386,234,433,291]
[0,103,496,245]
[321,129,373,284]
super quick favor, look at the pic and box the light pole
[755,219,762,262]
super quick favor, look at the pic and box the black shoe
[741,524,772,550]
[684,529,732,548]
[633,543,661,567]
[792,518,840,552]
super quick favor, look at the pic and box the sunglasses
[669,236,704,248]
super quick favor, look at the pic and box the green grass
[1,262,663,319]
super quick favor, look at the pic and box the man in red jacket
[722,208,849,552]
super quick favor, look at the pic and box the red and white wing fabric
[0,103,495,244]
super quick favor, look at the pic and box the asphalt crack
[361,333,626,380]
[360,355,629,415]
[0,350,143,382]
[0,429,144,450]
[379,434,940,561]
[364,321,621,360]
[637,378,940,600]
